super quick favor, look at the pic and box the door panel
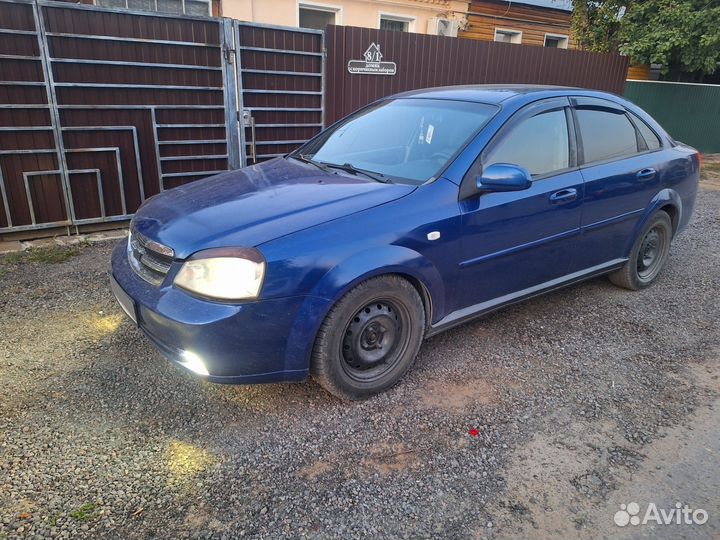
[457,98,582,310]
[578,152,665,268]
[459,170,583,308]
[571,97,667,269]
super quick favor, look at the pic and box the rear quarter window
[629,111,662,151]
[577,109,638,164]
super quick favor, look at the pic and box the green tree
[619,0,720,77]
[570,0,627,53]
[570,0,720,78]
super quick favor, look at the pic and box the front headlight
[174,248,265,301]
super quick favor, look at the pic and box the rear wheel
[311,275,425,400]
[609,210,672,290]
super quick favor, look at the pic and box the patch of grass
[1,244,80,265]
[27,245,80,263]
[702,161,720,178]
[69,502,98,523]
[49,512,62,527]
[1,251,26,264]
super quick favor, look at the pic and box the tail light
[698,152,702,174]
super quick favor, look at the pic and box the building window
[96,0,211,15]
[379,14,414,32]
[544,34,569,49]
[494,29,522,44]
[298,3,341,30]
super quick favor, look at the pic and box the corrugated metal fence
[325,25,630,124]
[0,0,239,233]
[235,21,324,165]
[0,0,324,235]
[625,80,720,154]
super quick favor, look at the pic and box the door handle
[636,168,656,181]
[549,188,577,203]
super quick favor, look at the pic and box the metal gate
[0,0,240,233]
[234,22,324,166]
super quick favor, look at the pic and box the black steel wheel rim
[637,225,667,280]
[340,298,410,382]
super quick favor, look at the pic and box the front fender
[283,246,447,373]
[310,245,447,325]
[623,188,682,256]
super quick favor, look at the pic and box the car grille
[127,228,174,286]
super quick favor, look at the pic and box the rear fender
[623,189,682,256]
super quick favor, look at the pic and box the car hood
[132,158,416,259]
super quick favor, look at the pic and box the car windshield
[295,98,498,184]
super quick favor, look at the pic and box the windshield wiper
[289,153,332,173]
[323,162,391,183]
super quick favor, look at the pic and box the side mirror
[476,163,532,193]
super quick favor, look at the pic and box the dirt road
[1,176,718,540]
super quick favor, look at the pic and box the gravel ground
[1,175,718,540]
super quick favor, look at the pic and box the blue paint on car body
[111,85,700,385]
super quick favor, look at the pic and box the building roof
[499,0,573,12]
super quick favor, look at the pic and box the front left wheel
[311,275,426,400]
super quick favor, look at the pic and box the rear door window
[484,109,570,177]
[629,111,662,151]
[576,108,639,164]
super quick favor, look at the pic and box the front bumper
[110,241,331,384]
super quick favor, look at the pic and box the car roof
[389,84,609,105]
[382,84,669,144]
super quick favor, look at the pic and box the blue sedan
[110,85,700,399]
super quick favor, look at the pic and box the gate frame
[221,17,241,170]
[1,0,241,234]
[1,1,326,234]
[234,20,325,168]
[0,0,72,233]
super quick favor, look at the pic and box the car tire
[311,275,425,400]
[609,210,672,291]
